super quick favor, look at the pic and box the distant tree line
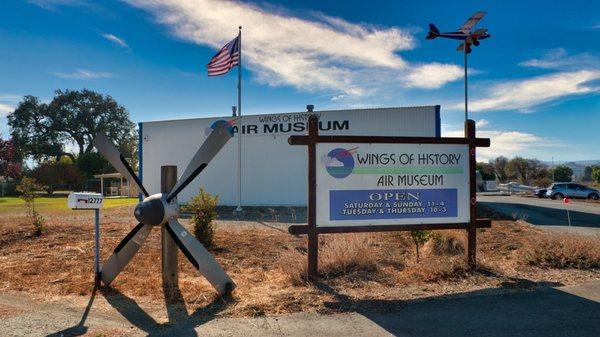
[479,156,600,187]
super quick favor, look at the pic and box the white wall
[140,106,440,205]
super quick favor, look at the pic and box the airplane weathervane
[426,11,490,123]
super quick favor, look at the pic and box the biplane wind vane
[92,124,235,295]
[426,11,490,54]
[426,11,491,123]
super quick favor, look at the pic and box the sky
[0,0,599,162]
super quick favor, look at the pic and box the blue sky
[0,0,598,161]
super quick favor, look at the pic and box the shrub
[16,177,45,236]
[185,187,219,248]
[410,230,432,262]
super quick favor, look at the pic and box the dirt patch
[0,204,599,317]
[0,305,24,318]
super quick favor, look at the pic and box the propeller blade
[93,132,149,197]
[165,219,235,295]
[166,124,233,202]
[101,223,153,285]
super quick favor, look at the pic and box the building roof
[93,172,124,179]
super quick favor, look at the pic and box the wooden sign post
[289,116,490,278]
[161,165,178,293]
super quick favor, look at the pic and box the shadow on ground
[314,270,600,337]
[45,285,97,337]
[100,286,231,337]
[44,271,599,337]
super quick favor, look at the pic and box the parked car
[533,188,547,198]
[545,183,600,200]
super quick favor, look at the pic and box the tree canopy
[592,167,600,184]
[551,165,573,182]
[32,161,84,195]
[505,157,550,185]
[492,156,509,183]
[8,89,136,163]
[476,162,496,180]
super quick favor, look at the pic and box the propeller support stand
[161,165,179,299]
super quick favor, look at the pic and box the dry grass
[430,231,466,256]
[0,204,599,317]
[523,235,600,269]
[276,234,379,285]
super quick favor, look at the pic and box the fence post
[161,165,179,293]
[465,120,477,268]
[307,116,319,279]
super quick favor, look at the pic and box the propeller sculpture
[92,123,235,295]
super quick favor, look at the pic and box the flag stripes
[207,36,240,76]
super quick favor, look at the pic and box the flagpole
[236,26,243,212]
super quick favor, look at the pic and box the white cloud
[123,0,462,95]
[0,94,21,102]
[404,63,463,89]
[466,70,600,112]
[0,94,18,117]
[26,0,85,10]
[53,69,115,79]
[330,94,348,101]
[101,33,130,50]
[475,119,489,128]
[444,126,551,161]
[0,103,14,117]
[519,48,600,70]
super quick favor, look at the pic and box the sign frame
[288,116,491,278]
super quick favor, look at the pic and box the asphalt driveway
[478,195,600,235]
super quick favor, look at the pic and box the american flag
[206,36,240,76]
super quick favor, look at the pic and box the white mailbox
[68,191,104,286]
[67,192,104,210]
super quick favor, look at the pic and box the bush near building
[185,187,219,248]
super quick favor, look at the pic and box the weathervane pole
[236,26,243,212]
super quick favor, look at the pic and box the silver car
[545,183,600,200]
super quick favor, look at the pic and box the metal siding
[141,106,438,205]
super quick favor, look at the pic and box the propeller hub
[134,193,179,226]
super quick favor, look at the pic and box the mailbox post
[68,192,104,286]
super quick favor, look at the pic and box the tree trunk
[78,141,85,158]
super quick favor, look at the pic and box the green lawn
[0,196,138,214]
